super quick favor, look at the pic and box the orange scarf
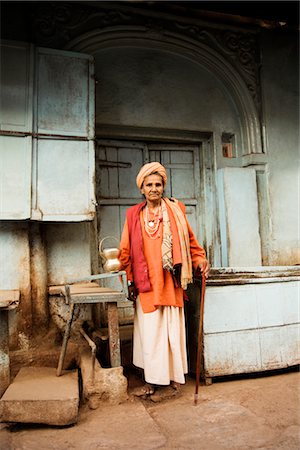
[164,198,193,289]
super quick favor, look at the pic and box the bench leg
[56,303,75,376]
[0,310,10,397]
[107,302,121,367]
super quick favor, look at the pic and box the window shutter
[31,47,96,221]
[0,42,96,221]
[0,41,33,219]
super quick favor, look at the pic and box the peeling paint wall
[45,222,92,286]
[204,278,300,376]
[261,30,300,265]
[0,223,31,348]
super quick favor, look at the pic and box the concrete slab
[0,367,79,426]
[0,401,166,450]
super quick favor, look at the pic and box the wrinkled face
[141,173,164,204]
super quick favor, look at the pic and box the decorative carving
[173,23,261,115]
[32,3,84,46]
[32,3,132,48]
[32,2,262,116]
[214,30,262,114]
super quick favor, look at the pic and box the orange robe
[119,205,207,313]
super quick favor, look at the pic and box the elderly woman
[119,162,210,397]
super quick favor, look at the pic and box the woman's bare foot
[170,381,181,392]
[132,383,155,397]
[150,383,181,402]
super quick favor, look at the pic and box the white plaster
[45,222,92,285]
[261,32,299,265]
[0,222,30,290]
[94,47,241,139]
[217,167,262,266]
[204,280,300,376]
[204,285,259,333]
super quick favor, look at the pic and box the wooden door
[96,140,203,247]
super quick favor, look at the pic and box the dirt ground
[1,366,299,450]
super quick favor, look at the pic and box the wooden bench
[49,272,128,376]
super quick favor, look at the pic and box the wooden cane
[194,272,206,405]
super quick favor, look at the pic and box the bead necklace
[144,205,162,239]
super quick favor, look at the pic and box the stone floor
[0,367,299,450]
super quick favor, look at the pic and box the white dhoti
[133,297,188,385]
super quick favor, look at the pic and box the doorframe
[96,126,221,266]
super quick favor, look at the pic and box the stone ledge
[203,266,300,286]
[0,367,79,426]
[80,350,128,409]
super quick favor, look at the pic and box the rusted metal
[0,130,89,140]
[97,160,132,168]
[70,292,125,304]
[107,303,121,368]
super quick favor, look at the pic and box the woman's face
[141,173,164,205]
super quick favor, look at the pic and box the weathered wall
[0,223,31,348]
[45,222,92,286]
[217,168,262,266]
[260,30,299,265]
[0,3,298,347]
[95,47,242,153]
[94,36,299,265]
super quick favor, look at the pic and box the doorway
[95,136,217,371]
[95,139,205,247]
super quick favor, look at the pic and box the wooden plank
[0,290,20,301]
[37,48,93,137]
[0,300,19,309]
[49,285,125,298]
[99,198,198,205]
[0,311,10,396]
[36,139,94,220]
[71,293,125,304]
[107,302,121,367]
[48,282,99,295]
[69,286,117,294]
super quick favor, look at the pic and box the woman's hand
[198,260,210,279]
[128,284,138,302]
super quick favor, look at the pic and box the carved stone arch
[66,27,263,155]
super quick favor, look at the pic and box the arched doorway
[66,27,263,270]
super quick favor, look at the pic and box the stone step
[0,367,79,426]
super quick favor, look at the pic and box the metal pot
[99,236,121,273]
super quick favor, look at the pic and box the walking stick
[194,271,206,405]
